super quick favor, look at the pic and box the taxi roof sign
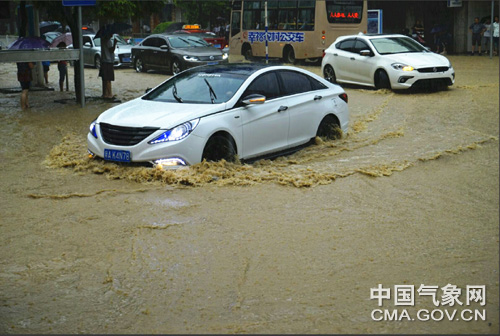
[182,24,201,30]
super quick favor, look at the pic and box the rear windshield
[143,70,246,104]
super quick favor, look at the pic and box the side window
[243,72,280,100]
[338,39,356,53]
[279,71,312,96]
[309,77,328,90]
[142,37,154,47]
[353,40,370,54]
[83,36,91,45]
[156,38,167,48]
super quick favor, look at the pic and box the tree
[173,0,231,29]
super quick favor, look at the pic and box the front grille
[417,66,449,73]
[198,55,223,61]
[100,123,159,146]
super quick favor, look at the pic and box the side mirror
[160,45,169,50]
[84,42,91,47]
[242,94,266,105]
[359,49,372,57]
[145,87,152,93]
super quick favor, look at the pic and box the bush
[153,21,173,34]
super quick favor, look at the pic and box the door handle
[278,106,288,112]
[350,57,355,60]
[333,53,338,56]
[314,95,322,101]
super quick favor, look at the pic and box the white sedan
[87,64,349,168]
[322,34,455,90]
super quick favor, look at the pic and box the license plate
[214,44,221,48]
[104,149,131,162]
[122,57,131,63]
[207,61,219,65]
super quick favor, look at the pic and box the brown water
[0,56,498,334]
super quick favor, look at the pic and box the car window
[337,39,356,52]
[142,37,155,47]
[243,72,280,100]
[278,71,312,96]
[83,36,91,45]
[143,70,246,104]
[353,39,370,54]
[309,77,328,90]
[155,37,167,47]
[93,37,101,47]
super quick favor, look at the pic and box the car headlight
[149,119,200,144]
[222,53,228,60]
[183,55,200,62]
[391,63,414,71]
[89,120,98,138]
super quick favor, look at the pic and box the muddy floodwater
[0,56,498,334]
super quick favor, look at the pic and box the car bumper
[389,67,455,89]
[87,125,206,167]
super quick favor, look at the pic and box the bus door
[229,3,242,54]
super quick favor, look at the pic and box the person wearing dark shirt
[469,17,486,55]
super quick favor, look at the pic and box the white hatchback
[87,64,349,168]
[321,34,455,90]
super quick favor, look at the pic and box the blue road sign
[62,0,96,6]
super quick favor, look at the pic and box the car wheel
[375,70,391,90]
[171,59,182,75]
[202,134,236,162]
[316,115,342,140]
[94,55,101,69]
[284,46,296,64]
[323,64,337,84]
[135,57,146,73]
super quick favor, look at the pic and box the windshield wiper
[204,78,217,104]
[172,82,183,103]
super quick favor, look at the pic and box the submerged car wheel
[202,134,236,162]
[375,70,391,90]
[323,65,337,84]
[316,115,342,140]
[135,57,146,73]
[94,55,101,69]
[171,59,182,75]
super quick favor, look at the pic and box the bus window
[231,11,241,37]
[326,0,363,24]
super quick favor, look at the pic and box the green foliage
[173,0,231,29]
[153,21,173,34]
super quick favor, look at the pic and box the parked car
[82,34,132,68]
[322,34,455,90]
[132,34,228,75]
[87,64,348,168]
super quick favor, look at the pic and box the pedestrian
[17,62,34,109]
[469,17,486,55]
[99,32,117,99]
[56,42,68,91]
[42,60,50,85]
[492,16,499,56]
[482,19,491,54]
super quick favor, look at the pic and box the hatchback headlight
[149,119,200,144]
[89,120,98,138]
[183,55,200,62]
[391,63,414,71]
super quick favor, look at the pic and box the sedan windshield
[370,37,427,55]
[167,36,208,48]
[143,69,246,104]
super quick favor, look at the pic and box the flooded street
[0,56,498,334]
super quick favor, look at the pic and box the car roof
[185,63,268,76]
[338,33,409,40]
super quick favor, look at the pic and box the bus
[229,0,367,63]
